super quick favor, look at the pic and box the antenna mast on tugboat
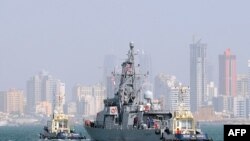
[177,86,189,111]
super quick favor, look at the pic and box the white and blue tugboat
[162,87,213,141]
[40,94,85,140]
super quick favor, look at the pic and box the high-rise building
[207,62,214,83]
[93,84,106,115]
[103,54,118,98]
[0,91,7,112]
[26,75,41,113]
[190,40,207,112]
[35,101,52,117]
[206,81,218,105]
[40,74,58,102]
[212,95,225,112]
[233,96,247,118]
[248,60,250,97]
[73,84,106,117]
[76,85,94,116]
[219,48,237,97]
[6,88,24,114]
[154,73,190,112]
[64,102,77,115]
[237,74,248,97]
[26,70,65,114]
[213,95,233,115]
[247,98,250,118]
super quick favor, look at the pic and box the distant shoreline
[198,119,250,125]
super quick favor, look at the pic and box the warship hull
[85,126,168,141]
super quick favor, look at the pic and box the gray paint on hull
[85,126,163,141]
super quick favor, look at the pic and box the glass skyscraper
[190,40,207,113]
[219,48,237,97]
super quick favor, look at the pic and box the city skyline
[1,0,250,94]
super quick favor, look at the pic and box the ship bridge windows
[157,115,163,121]
[58,120,68,128]
[178,119,193,130]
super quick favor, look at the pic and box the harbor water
[0,123,223,141]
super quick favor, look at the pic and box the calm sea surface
[0,123,223,141]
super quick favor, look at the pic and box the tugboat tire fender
[155,129,161,134]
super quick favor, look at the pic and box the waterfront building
[73,84,106,117]
[206,81,218,105]
[212,95,233,116]
[237,74,248,97]
[26,70,65,114]
[154,73,190,112]
[0,91,7,112]
[35,101,52,117]
[233,96,247,118]
[0,90,24,114]
[248,60,250,97]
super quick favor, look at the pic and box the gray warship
[84,43,213,141]
[84,43,172,141]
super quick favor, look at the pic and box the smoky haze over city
[1,0,250,117]
[0,0,249,91]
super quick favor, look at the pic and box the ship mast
[53,91,64,115]
[178,86,188,111]
[117,42,137,106]
[111,42,139,124]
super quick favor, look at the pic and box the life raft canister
[144,105,150,112]
[111,107,117,114]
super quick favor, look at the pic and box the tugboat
[84,43,172,141]
[40,94,85,140]
[162,87,213,141]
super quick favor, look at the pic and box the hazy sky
[1,0,250,94]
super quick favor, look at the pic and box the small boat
[39,113,86,140]
[162,87,213,141]
[40,95,85,140]
[0,120,8,126]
